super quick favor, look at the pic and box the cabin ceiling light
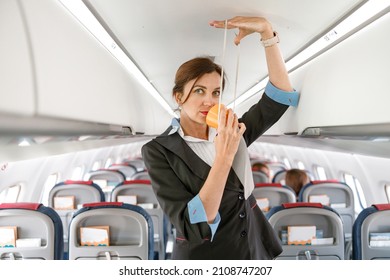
[59,0,177,118]
[18,138,32,147]
[229,0,390,108]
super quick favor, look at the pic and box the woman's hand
[209,16,274,45]
[214,106,246,165]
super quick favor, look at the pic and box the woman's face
[176,71,221,126]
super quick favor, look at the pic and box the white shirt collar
[168,118,217,143]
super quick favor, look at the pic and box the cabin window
[40,173,60,206]
[297,161,305,170]
[283,157,291,169]
[343,173,366,216]
[104,158,112,168]
[71,166,84,180]
[315,165,327,180]
[92,161,101,171]
[385,184,390,203]
[116,156,123,164]
[271,154,278,163]
[0,184,21,203]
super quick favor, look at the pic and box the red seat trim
[373,204,390,211]
[282,202,323,209]
[0,202,41,210]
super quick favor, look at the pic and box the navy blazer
[142,94,288,259]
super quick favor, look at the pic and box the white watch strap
[261,32,279,48]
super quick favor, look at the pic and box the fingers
[226,109,235,128]
[217,106,234,130]
[218,106,244,136]
[217,105,227,132]
[234,30,247,45]
[237,122,246,136]
[210,17,257,45]
[209,20,235,29]
[209,16,243,28]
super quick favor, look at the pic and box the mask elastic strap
[218,19,228,126]
[233,39,240,112]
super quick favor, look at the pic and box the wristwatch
[261,32,279,48]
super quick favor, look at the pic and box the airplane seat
[48,180,105,259]
[131,171,151,181]
[253,183,296,214]
[123,159,147,173]
[298,180,355,244]
[252,171,270,184]
[84,169,126,201]
[251,160,286,181]
[68,202,154,260]
[272,169,288,184]
[110,180,167,259]
[108,163,138,180]
[267,202,345,260]
[272,169,314,185]
[352,203,390,260]
[0,202,63,260]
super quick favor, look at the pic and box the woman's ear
[174,92,183,105]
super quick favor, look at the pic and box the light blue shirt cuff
[265,81,299,107]
[187,194,221,241]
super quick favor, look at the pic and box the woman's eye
[213,90,221,97]
[194,88,204,94]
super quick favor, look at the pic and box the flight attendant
[142,16,299,259]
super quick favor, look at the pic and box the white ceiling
[83,0,366,109]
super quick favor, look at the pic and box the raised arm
[209,16,293,92]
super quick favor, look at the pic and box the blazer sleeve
[141,140,211,244]
[239,93,289,147]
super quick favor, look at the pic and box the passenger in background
[142,16,299,259]
[285,169,310,197]
[251,162,271,182]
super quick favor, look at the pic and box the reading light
[18,138,31,147]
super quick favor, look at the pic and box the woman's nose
[203,93,215,106]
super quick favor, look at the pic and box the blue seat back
[85,169,126,200]
[109,163,138,180]
[267,202,345,260]
[111,180,166,259]
[253,183,296,212]
[252,171,269,184]
[0,202,63,260]
[48,180,105,259]
[299,180,354,237]
[352,203,390,260]
[68,202,154,260]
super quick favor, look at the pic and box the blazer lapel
[154,128,211,181]
[154,127,243,191]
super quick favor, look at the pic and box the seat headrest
[64,180,94,185]
[311,180,340,184]
[0,202,41,210]
[255,183,282,188]
[83,202,123,208]
[282,202,323,209]
[373,204,390,211]
[122,180,151,185]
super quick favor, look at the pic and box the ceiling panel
[83,0,365,108]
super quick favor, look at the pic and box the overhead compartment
[237,10,390,136]
[9,0,171,135]
[0,0,35,116]
[290,11,390,135]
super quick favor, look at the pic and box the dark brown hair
[285,169,310,195]
[252,162,270,177]
[172,57,226,105]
